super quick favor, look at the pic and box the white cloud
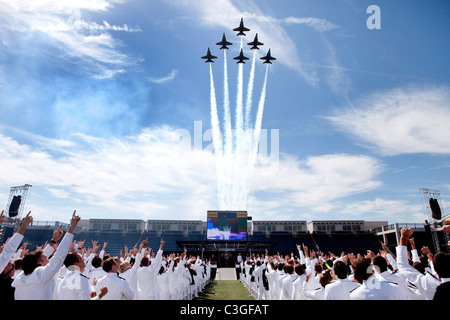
[148,69,178,84]
[0,128,386,221]
[282,17,339,32]
[326,86,450,155]
[0,0,140,78]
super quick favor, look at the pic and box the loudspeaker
[429,198,442,220]
[8,195,21,217]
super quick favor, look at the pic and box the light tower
[420,188,449,253]
[0,184,32,244]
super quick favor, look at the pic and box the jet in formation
[260,49,276,64]
[248,33,263,50]
[233,18,250,36]
[216,33,232,50]
[201,48,217,63]
[233,49,249,64]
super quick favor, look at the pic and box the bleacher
[312,232,382,256]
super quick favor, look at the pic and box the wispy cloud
[326,85,450,155]
[148,69,178,84]
[0,0,140,78]
[0,128,386,221]
[282,17,339,32]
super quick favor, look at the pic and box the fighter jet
[247,33,263,50]
[216,33,233,50]
[201,48,217,63]
[260,49,276,64]
[233,49,249,64]
[233,18,250,36]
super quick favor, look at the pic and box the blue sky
[0,0,449,224]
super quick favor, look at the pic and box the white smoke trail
[244,50,257,131]
[223,50,232,209]
[209,63,224,208]
[249,64,269,174]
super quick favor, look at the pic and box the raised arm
[0,211,33,273]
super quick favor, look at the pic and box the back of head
[320,269,333,288]
[372,255,388,273]
[119,261,131,274]
[141,256,150,267]
[277,263,285,271]
[92,256,103,268]
[64,252,80,269]
[102,257,116,273]
[285,264,294,275]
[433,253,450,278]
[352,257,372,283]
[333,260,349,279]
[294,264,305,276]
[22,250,43,275]
[314,263,323,274]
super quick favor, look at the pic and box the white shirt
[95,273,134,300]
[136,249,163,300]
[324,278,360,300]
[281,273,298,300]
[395,245,441,300]
[12,232,73,300]
[57,270,98,300]
[350,277,404,300]
[0,233,23,273]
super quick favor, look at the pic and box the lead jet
[201,48,217,63]
[233,49,249,64]
[216,33,232,50]
[233,18,250,36]
[247,33,263,50]
[260,49,276,64]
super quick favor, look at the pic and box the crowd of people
[0,209,449,300]
[238,224,450,300]
[0,210,211,300]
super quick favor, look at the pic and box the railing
[370,222,425,234]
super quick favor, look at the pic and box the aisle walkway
[195,280,253,300]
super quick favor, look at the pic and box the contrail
[223,50,232,156]
[209,63,224,208]
[244,50,257,131]
[249,64,269,172]
[223,50,232,209]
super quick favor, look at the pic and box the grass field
[195,280,254,300]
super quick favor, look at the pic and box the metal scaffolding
[0,184,32,244]
[420,188,448,253]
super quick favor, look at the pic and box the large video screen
[206,211,247,241]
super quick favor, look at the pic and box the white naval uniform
[324,278,360,300]
[281,273,298,300]
[293,273,307,300]
[0,233,23,275]
[302,281,325,300]
[12,232,74,300]
[88,267,107,286]
[395,245,441,300]
[57,270,98,300]
[135,249,163,300]
[95,273,134,300]
[350,276,404,300]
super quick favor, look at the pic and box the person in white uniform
[350,257,404,300]
[57,252,107,300]
[135,238,165,300]
[325,260,360,300]
[12,210,81,300]
[95,257,134,300]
